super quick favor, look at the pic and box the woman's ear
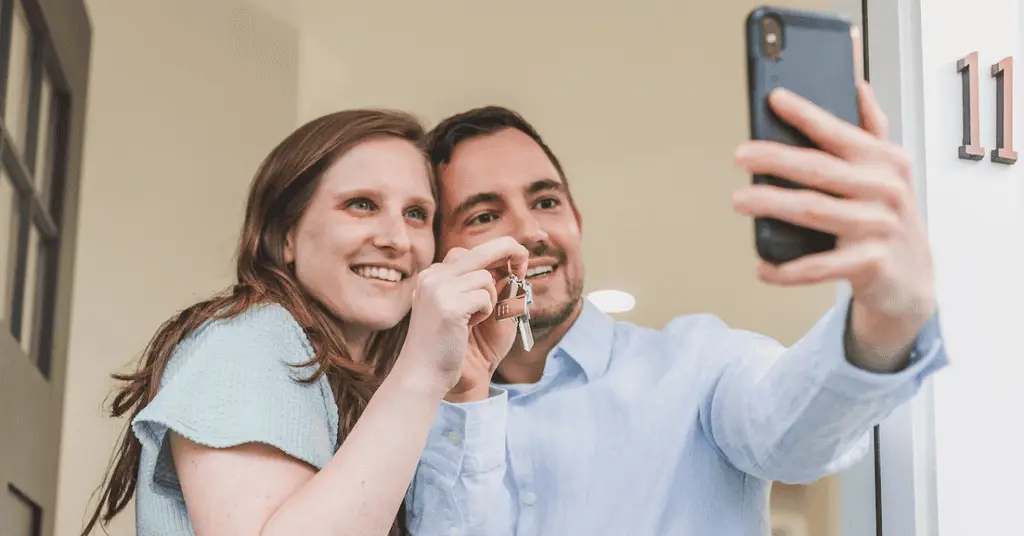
[283,231,296,265]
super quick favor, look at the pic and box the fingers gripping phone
[745,6,862,265]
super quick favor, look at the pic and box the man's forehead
[442,135,558,194]
[450,129,552,169]
[441,166,563,198]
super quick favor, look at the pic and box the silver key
[517,285,534,351]
[495,279,525,320]
[495,268,534,351]
[516,293,532,352]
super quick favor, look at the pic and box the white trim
[824,2,882,535]
[863,0,940,535]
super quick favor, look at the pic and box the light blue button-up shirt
[404,298,947,535]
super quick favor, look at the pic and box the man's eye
[535,197,560,210]
[468,212,498,225]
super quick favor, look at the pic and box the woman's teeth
[353,266,404,282]
[527,265,555,278]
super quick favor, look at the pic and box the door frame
[821,2,888,536]
[849,0,940,535]
[829,1,941,535]
[0,0,89,535]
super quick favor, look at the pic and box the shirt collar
[554,299,616,382]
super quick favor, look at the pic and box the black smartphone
[744,6,862,265]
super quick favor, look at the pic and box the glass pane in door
[4,0,34,157]
[0,169,21,325]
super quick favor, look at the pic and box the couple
[84,83,947,536]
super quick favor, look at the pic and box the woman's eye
[347,198,375,212]
[407,207,428,221]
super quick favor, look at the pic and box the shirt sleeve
[688,297,948,483]
[132,305,339,499]
[405,387,516,536]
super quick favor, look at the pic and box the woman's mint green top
[131,303,340,536]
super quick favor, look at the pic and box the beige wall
[276,0,838,341]
[56,1,842,535]
[54,1,299,534]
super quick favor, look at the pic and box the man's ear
[571,201,583,233]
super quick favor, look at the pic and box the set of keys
[494,260,535,351]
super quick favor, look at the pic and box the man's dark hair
[425,105,569,189]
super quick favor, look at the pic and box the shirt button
[448,528,459,536]
[510,405,524,416]
[446,430,461,445]
[522,491,537,505]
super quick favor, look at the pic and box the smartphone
[744,6,862,265]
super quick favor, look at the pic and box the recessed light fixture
[586,289,636,313]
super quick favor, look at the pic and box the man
[403,84,947,535]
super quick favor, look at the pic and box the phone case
[745,6,861,265]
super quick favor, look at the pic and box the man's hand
[440,239,528,403]
[444,323,511,403]
[732,82,935,370]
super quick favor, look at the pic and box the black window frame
[0,0,73,378]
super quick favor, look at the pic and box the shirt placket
[505,352,567,536]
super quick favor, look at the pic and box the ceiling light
[586,289,635,313]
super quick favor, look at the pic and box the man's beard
[529,274,583,331]
[523,242,583,331]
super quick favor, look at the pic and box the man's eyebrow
[526,178,565,195]
[450,178,565,219]
[452,192,503,218]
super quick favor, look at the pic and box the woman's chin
[357,315,406,332]
[342,305,409,333]
[319,290,410,332]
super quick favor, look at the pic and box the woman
[81,109,527,536]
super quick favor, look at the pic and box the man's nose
[510,211,548,246]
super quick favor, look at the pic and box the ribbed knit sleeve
[132,303,339,501]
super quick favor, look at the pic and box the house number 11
[957,51,1017,164]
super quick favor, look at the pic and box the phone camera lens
[761,16,784,59]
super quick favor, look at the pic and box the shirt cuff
[419,386,508,483]
[803,297,949,400]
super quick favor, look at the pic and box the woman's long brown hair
[81,109,435,536]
